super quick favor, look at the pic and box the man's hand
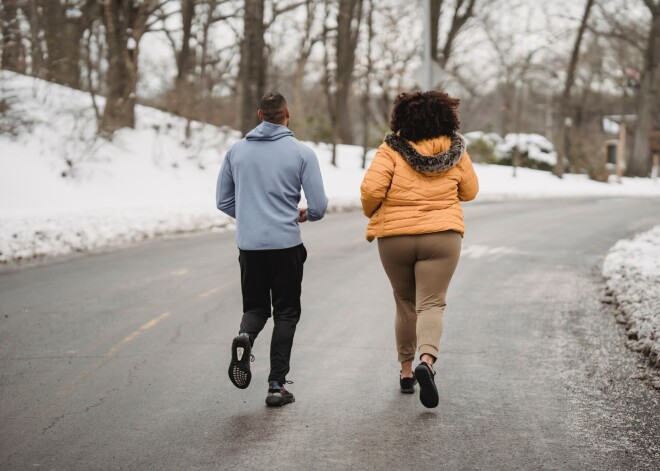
[298,208,308,223]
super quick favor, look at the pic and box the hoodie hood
[246,121,293,141]
[385,132,466,174]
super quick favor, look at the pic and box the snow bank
[0,71,366,264]
[464,131,557,166]
[603,225,660,369]
[1,71,238,263]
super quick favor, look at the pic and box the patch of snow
[497,133,558,166]
[65,8,83,20]
[465,131,558,166]
[460,245,521,260]
[463,131,503,148]
[602,117,620,135]
[603,225,660,368]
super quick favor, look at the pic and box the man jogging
[216,92,328,407]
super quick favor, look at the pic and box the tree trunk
[239,0,265,135]
[334,0,363,144]
[38,0,81,88]
[291,0,316,139]
[429,0,442,62]
[361,0,373,169]
[630,8,660,177]
[100,0,153,135]
[322,1,336,164]
[500,82,514,136]
[1,0,22,72]
[22,0,46,77]
[174,0,196,116]
[430,0,476,68]
[554,0,595,178]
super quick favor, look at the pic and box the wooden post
[617,119,626,183]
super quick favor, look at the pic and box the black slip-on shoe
[265,381,295,407]
[400,373,417,394]
[414,362,439,408]
[228,335,252,389]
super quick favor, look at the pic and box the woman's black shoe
[400,373,417,394]
[414,362,439,408]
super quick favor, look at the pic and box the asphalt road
[2,198,660,470]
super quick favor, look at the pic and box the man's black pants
[238,243,307,384]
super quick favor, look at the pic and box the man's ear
[284,107,290,119]
[257,109,264,121]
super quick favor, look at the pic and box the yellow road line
[42,277,237,415]
[103,311,172,358]
[53,311,172,401]
[198,279,237,299]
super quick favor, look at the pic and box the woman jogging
[360,90,478,408]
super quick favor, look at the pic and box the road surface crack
[169,323,184,343]
[42,397,107,434]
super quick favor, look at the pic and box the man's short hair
[259,92,287,123]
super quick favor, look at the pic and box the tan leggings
[377,231,462,363]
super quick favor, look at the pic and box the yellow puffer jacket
[360,133,478,242]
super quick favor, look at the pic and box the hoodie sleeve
[216,151,236,218]
[361,145,394,218]
[457,152,479,202]
[301,148,328,221]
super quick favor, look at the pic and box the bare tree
[239,0,266,133]
[369,3,419,125]
[323,0,363,165]
[1,0,23,72]
[100,0,159,135]
[20,0,46,77]
[171,0,196,118]
[630,0,660,177]
[335,0,362,144]
[290,0,320,139]
[83,25,102,129]
[430,0,478,69]
[36,0,101,88]
[360,0,373,169]
[482,8,542,138]
[554,0,595,178]
[238,0,306,133]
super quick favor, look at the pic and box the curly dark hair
[389,91,461,142]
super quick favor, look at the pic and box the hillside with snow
[1,71,659,264]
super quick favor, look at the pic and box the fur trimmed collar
[385,133,465,174]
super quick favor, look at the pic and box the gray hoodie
[216,121,328,250]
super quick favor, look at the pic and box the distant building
[602,115,659,179]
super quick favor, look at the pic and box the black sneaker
[414,362,439,408]
[228,334,253,389]
[400,372,417,394]
[265,381,295,407]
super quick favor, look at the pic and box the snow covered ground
[603,225,660,372]
[464,131,558,166]
[1,71,660,264]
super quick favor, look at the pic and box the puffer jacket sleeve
[457,152,479,202]
[361,145,395,217]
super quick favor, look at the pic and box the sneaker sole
[265,395,295,407]
[414,363,439,408]
[228,336,252,389]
